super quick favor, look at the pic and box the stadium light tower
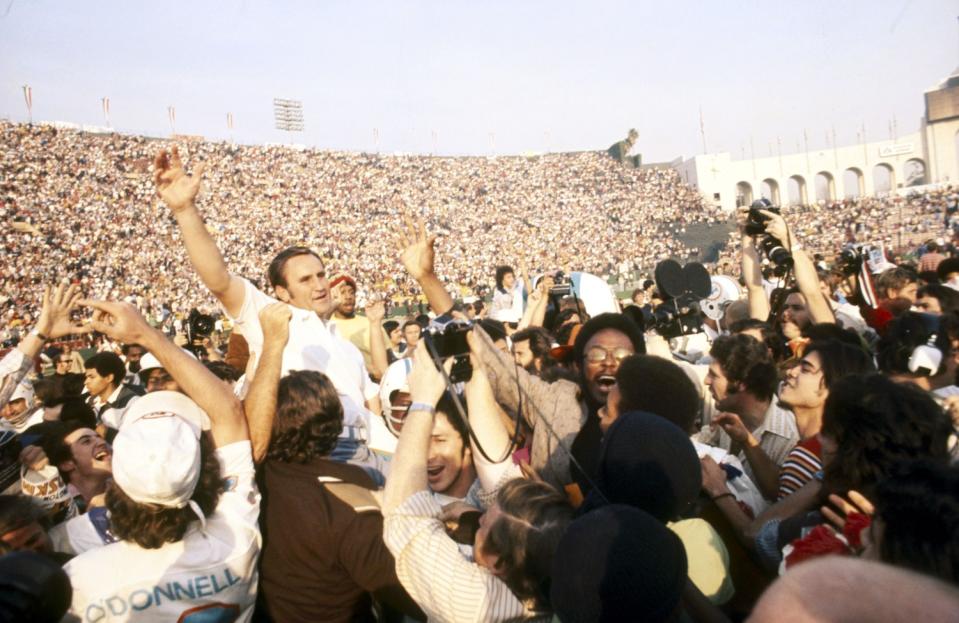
[273,98,304,141]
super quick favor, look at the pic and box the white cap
[139,348,197,374]
[111,391,209,508]
[138,352,163,374]
[9,380,34,405]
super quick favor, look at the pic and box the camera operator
[382,345,572,622]
[742,204,836,356]
[396,215,644,494]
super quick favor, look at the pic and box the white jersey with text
[64,441,261,623]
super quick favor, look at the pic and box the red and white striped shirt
[778,436,823,499]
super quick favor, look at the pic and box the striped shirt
[777,436,822,499]
[383,490,546,623]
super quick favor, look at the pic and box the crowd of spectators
[1,122,959,622]
[1,121,721,328]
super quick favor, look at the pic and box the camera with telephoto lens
[837,244,866,277]
[744,199,781,236]
[188,309,215,340]
[185,309,216,359]
[422,316,473,383]
[745,199,793,276]
[760,236,793,277]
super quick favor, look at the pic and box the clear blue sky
[0,1,955,159]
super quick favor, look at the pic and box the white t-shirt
[229,278,378,433]
[489,283,524,323]
[64,441,261,623]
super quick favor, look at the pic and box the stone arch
[843,167,864,198]
[873,163,895,193]
[736,181,753,207]
[814,171,835,202]
[904,158,927,187]
[786,175,808,205]
[761,178,781,206]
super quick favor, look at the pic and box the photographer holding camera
[395,214,644,496]
[742,201,835,356]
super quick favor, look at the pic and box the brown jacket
[259,458,424,622]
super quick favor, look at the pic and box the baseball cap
[111,391,209,509]
[329,273,356,290]
[138,348,197,374]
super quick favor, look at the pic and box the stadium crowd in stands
[1,121,958,622]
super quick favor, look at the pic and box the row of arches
[736,158,927,207]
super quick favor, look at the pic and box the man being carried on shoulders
[153,147,384,480]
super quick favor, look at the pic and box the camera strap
[424,338,523,464]
[426,331,609,504]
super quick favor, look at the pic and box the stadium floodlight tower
[273,98,304,143]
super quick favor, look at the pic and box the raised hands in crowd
[1,128,959,623]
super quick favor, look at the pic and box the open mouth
[94,449,111,462]
[427,465,444,479]
[596,376,617,390]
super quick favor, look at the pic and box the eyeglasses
[584,346,632,364]
[146,371,172,388]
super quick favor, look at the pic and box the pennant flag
[22,85,32,121]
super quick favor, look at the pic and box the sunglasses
[584,346,632,364]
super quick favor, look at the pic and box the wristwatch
[408,402,436,415]
[29,327,49,341]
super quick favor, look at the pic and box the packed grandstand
[1,120,953,330]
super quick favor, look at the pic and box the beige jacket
[475,328,586,490]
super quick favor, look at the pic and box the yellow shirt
[332,314,388,374]
[668,518,734,604]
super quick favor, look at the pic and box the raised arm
[761,210,835,325]
[742,235,771,322]
[82,299,248,448]
[468,324,557,431]
[16,283,89,361]
[463,354,518,494]
[243,303,291,462]
[517,277,550,330]
[365,300,388,380]
[3,284,89,406]
[382,345,448,514]
[154,147,245,317]
[396,214,454,316]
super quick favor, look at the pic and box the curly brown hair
[481,479,573,602]
[267,370,343,464]
[106,434,222,549]
[709,333,778,402]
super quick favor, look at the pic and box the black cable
[425,326,610,504]
[424,337,519,464]
[503,357,610,505]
